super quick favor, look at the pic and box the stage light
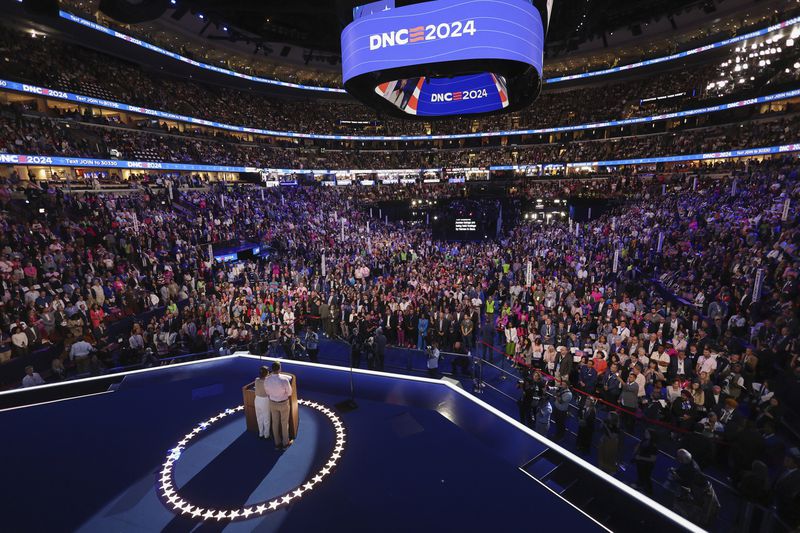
[158,400,345,521]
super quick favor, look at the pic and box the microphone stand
[335,335,358,412]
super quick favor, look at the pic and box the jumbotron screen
[342,0,550,118]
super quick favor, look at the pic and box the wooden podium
[242,373,299,439]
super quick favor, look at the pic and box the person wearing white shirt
[265,362,293,449]
[11,325,29,357]
[70,339,95,374]
[282,306,295,333]
[22,365,45,388]
[633,367,647,399]
[254,366,272,439]
[697,351,718,375]
[427,343,440,378]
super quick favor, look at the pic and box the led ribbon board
[341,0,548,118]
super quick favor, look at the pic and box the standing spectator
[598,411,622,474]
[21,365,44,388]
[773,448,800,528]
[552,380,573,440]
[11,325,29,358]
[633,430,659,495]
[619,372,639,432]
[575,398,596,453]
[535,396,553,436]
[373,328,386,370]
[426,342,440,378]
[69,337,95,374]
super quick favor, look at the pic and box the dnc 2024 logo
[369,20,476,50]
[430,88,489,103]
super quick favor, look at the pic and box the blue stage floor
[0,357,605,532]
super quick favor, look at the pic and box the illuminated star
[215,510,227,520]
[268,500,280,511]
[241,508,254,518]
[293,489,303,498]
[191,507,203,519]
[312,475,323,483]
[326,460,336,468]
[181,504,194,515]
[229,510,240,519]
[255,504,267,514]
[321,468,330,476]
[281,495,293,505]
[203,509,216,520]
[303,482,314,491]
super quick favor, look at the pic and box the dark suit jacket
[705,392,728,415]
[667,357,694,380]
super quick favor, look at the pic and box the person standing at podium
[266,362,293,450]
[254,366,271,439]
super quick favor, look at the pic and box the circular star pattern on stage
[157,399,346,521]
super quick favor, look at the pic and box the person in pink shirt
[23,262,37,281]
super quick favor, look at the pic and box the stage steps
[520,448,679,532]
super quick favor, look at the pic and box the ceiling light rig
[158,399,346,521]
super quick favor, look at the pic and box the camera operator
[668,449,720,527]
[517,370,546,428]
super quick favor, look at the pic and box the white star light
[159,399,346,521]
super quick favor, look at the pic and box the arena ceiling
[170,0,704,54]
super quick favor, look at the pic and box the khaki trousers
[269,400,290,446]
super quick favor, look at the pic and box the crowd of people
[1,154,799,527]
[0,11,799,530]
[1,101,797,171]
[3,22,798,140]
